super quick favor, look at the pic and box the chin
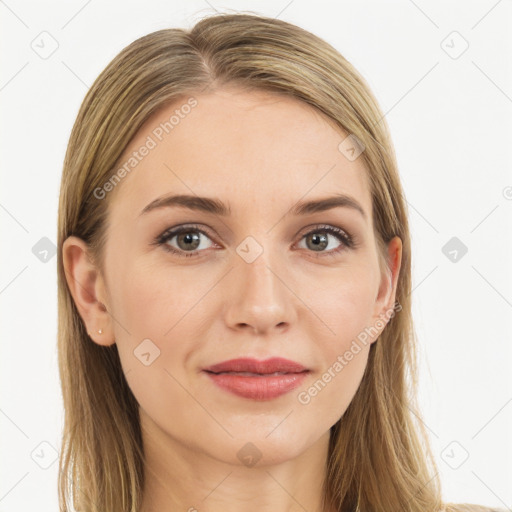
[209,429,321,469]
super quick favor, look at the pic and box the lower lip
[203,371,309,400]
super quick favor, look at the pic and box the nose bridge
[242,247,281,300]
[225,238,295,333]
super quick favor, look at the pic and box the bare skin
[63,85,402,512]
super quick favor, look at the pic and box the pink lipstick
[203,357,309,400]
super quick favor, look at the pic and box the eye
[153,224,217,258]
[152,223,356,259]
[296,224,355,257]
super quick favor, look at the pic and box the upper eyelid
[158,224,217,243]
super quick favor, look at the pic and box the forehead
[108,87,371,224]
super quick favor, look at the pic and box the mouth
[202,358,310,400]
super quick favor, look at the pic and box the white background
[1,1,511,510]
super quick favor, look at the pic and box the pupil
[309,233,327,251]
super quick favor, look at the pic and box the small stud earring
[98,329,103,334]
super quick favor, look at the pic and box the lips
[203,357,308,375]
[202,357,309,400]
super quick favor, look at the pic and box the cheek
[297,265,377,410]
[111,263,198,425]
[299,343,370,424]
[110,260,214,392]
[111,255,193,336]
[305,262,378,342]
[297,277,374,423]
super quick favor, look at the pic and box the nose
[224,252,297,336]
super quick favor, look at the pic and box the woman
[57,12,503,512]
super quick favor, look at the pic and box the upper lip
[204,357,308,374]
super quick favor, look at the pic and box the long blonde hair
[57,12,489,512]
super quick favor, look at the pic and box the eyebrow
[139,193,367,220]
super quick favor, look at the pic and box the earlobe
[62,236,115,346]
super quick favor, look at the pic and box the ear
[370,236,402,342]
[62,235,115,346]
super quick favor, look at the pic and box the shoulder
[442,503,508,512]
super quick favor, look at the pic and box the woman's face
[70,86,401,467]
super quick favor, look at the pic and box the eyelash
[152,223,356,259]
